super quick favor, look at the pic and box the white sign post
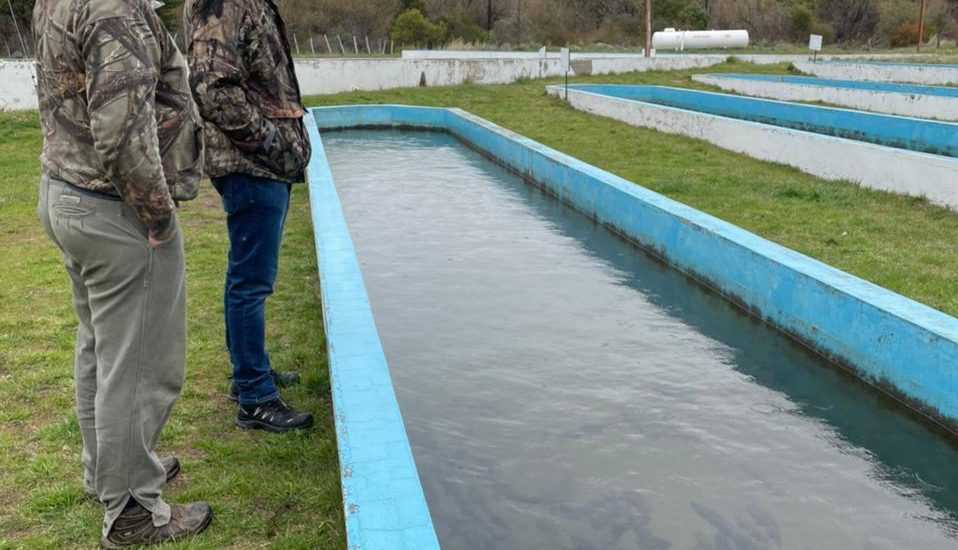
[809,34,823,62]
[560,47,571,99]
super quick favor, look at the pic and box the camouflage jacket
[184,0,310,184]
[33,0,204,238]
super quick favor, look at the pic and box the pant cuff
[101,493,172,538]
[238,390,280,406]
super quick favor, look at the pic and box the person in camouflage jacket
[185,0,314,432]
[35,0,204,239]
[33,0,212,546]
[185,0,310,184]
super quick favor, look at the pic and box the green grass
[4,60,958,547]
[0,111,344,548]
[305,61,958,317]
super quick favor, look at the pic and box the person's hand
[146,204,179,248]
[148,231,175,248]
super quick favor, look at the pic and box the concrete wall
[795,60,958,85]
[546,85,958,209]
[307,110,958,550]
[565,84,958,157]
[293,55,723,95]
[694,74,958,121]
[401,50,937,65]
[401,49,652,59]
[9,54,950,110]
[0,60,38,111]
[0,55,724,110]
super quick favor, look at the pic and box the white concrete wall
[402,49,649,59]
[8,54,944,111]
[0,60,38,111]
[256,56,724,95]
[0,55,724,110]
[403,50,936,64]
[547,85,958,210]
[794,60,958,85]
[693,74,958,121]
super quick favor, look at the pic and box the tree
[709,0,788,41]
[653,0,708,29]
[390,8,447,46]
[3,0,34,55]
[816,0,879,43]
[926,0,954,47]
[400,0,427,15]
[876,0,919,45]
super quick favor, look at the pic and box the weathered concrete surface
[0,55,723,110]
[795,60,958,85]
[401,49,651,59]
[5,53,946,110]
[547,84,958,210]
[293,55,723,95]
[0,60,38,111]
[694,73,958,121]
[401,50,936,65]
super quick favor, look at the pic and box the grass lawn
[2,60,957,548]
[0,111,344,549]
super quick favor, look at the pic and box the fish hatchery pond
[323,128,958,550]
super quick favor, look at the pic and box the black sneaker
[236,398,314,433]
[228,370,301,402]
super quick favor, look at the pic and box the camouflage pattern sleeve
[80,12,175,239]
[187,0,275,154]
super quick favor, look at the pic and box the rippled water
[324,129,958,550]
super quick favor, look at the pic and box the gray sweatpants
[38,175,185,537]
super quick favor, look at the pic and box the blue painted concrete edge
[551,84,958,166]
[565,84,958,158]
[311,104,958,432]
[816,59,958,69]
[303,112,441,550]
[706,73,958,98]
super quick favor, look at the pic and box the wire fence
[290,34,399,57]
[0,28,404,59]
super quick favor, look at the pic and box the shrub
[390,9,447,47]
[891,22,934,47]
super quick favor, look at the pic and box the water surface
[324,129,958,550]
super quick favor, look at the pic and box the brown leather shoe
[100,501,212,548]
[85,457,180,502]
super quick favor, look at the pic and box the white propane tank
[652,28,749,51]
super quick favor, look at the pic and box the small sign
[809,34,823,52]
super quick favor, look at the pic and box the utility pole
[917,0,926,53]
[487,0,493,31]
[644,0,652,58]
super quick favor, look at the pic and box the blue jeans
[213,174,292,405]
